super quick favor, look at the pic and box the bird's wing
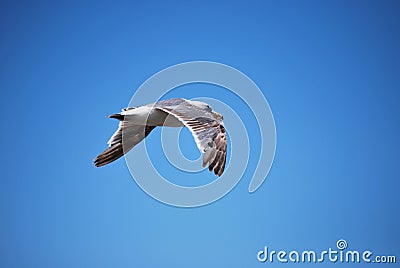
[154,102,227,176]
[94,118,155,167]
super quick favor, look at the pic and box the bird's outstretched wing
[94,118,155,167]
[154,101,227,176]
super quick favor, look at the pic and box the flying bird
[94,98,227,176]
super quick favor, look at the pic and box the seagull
[94,98,227,176]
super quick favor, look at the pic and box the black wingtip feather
[94,143,124,167]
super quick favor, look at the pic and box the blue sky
[1,1,399,267]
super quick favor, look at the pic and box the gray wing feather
[154,100,227,176]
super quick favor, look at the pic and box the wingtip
[93,161,101,168]
[93,157,105,167]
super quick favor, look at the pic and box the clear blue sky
[1,1,399,267]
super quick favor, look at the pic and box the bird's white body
[121,105,184,127]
